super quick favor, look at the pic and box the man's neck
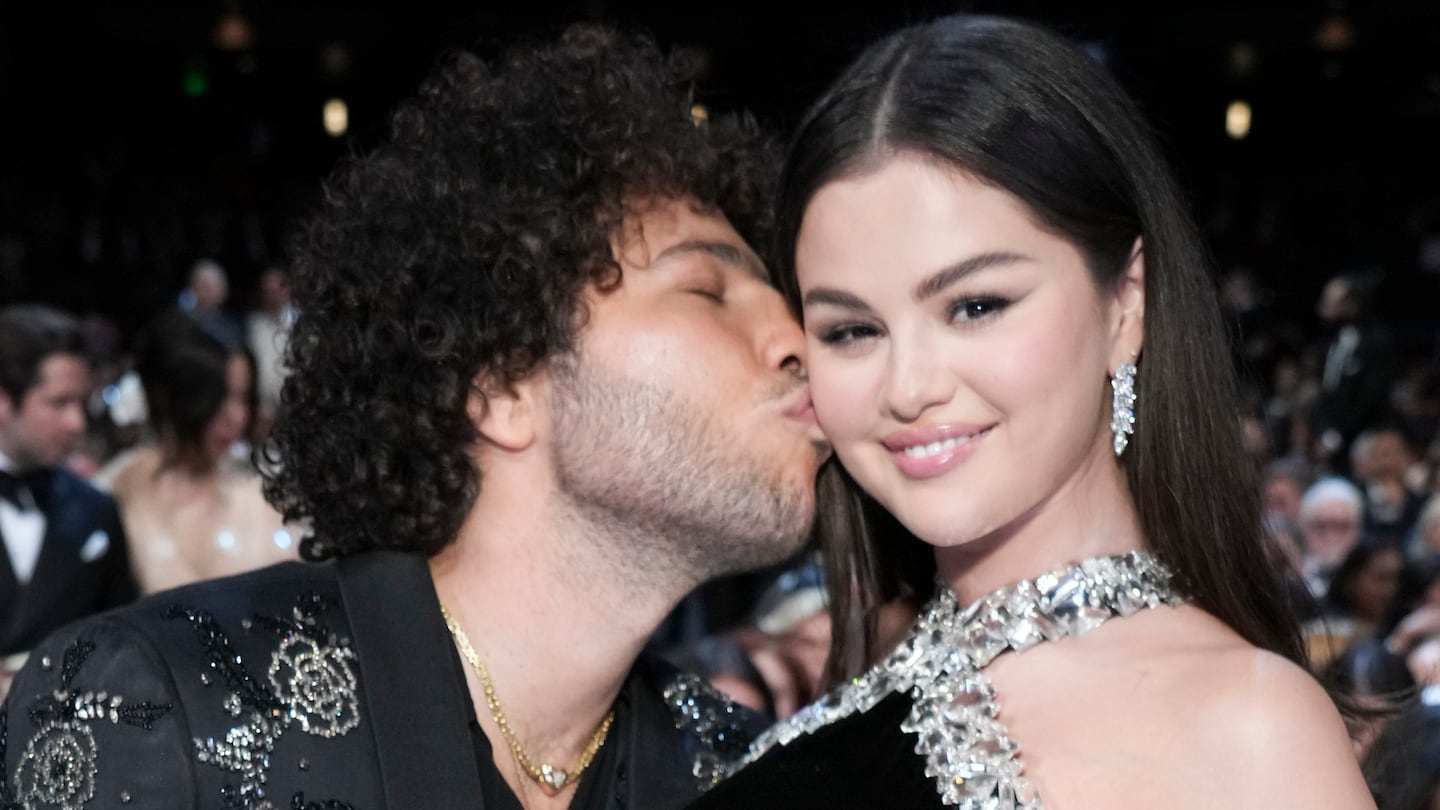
[427,484,692,775]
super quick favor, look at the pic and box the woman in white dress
[100,312,297,593]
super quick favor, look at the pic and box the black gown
[687,690,942,809]
[688,551,1185,810]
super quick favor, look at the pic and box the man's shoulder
[48,466,114,507]
[13,559,344,680]
[20,559,349,695]
[2,558,384,808]
[105,559,340,628]
[2,607,195,807]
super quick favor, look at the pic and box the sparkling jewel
[541,764,569,791]
[661,672,756,789]
[441,605,613,796]
[1110,363,1137,456]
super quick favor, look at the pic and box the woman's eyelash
[811,294,1011,346]
[948,295,1011,324]
[817,323,881,345]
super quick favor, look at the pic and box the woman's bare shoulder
[1155,625,1375,808]
[990,603,1369,807]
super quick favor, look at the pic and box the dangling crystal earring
[1110,362,1138,456]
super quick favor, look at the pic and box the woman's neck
[157,437,218,479]
[935,449,1146,605]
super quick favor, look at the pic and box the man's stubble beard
[548,352,815,590]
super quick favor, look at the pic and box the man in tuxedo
[1311,272,1396,475]
[2,27,826,810]
[0,305,138,697]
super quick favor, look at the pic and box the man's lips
[781,388,815,421]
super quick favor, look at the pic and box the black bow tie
[0,470,47,512]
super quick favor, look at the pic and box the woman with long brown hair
[691,13,1371,809]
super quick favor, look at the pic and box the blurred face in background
[1421,502,1440,556]
[1370,431,1414,484]
[1346,547,1403,624]
[1301,498,1362,568]
[190,262,229,312]
[258,269,290,315]
[1316,277,1355,325]
[0,353,91,470]
[1264,474,1304,522]
[203,354,251,463]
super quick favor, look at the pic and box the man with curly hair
[1,26,827,810]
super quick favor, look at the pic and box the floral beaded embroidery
[1,637,173,810]
[165,591,360,810]
[662,672,758,790]
[737,551,1185,810]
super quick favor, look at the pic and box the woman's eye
[691,288,724,302]
[817,323,880,346]
[949,296,1011,324]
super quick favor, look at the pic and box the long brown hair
[777,14,1307,686]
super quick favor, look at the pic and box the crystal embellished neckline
[737,550,1186,809]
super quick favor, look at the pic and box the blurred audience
[178,258,244,349]
[665,557,925,722]
[96,312,296,593]
[1415,497,1440,558]
[1352,427,1427,544]
[1324,639,1416,757]
[1363,701,1440,809]
[1325,539,1405,640]
[244,266,294,440]
[665,559,831,721]
[1310,272,1396,475]
[0,305,138,698]
[1299,476,1367,598]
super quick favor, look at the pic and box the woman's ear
[1109,237,1145,370]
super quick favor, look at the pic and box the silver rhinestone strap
[738,551,1185,808]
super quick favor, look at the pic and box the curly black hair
[262,25,778,560]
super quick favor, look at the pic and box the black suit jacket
[0,467,138,657]
[1312,325,1396,449]
[0,551,758,809]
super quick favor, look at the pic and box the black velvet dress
[687,690,942,809]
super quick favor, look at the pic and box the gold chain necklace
[440,605,615,796]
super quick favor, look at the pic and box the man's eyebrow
[912,251,1031,301]
[653,239,768,282]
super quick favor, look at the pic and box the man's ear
[466,370,537,452]
[0,390,13,423]
[1109,237,1146,370]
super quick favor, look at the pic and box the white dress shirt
[0,452,46,585]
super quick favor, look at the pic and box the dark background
[1,1,1437,352]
